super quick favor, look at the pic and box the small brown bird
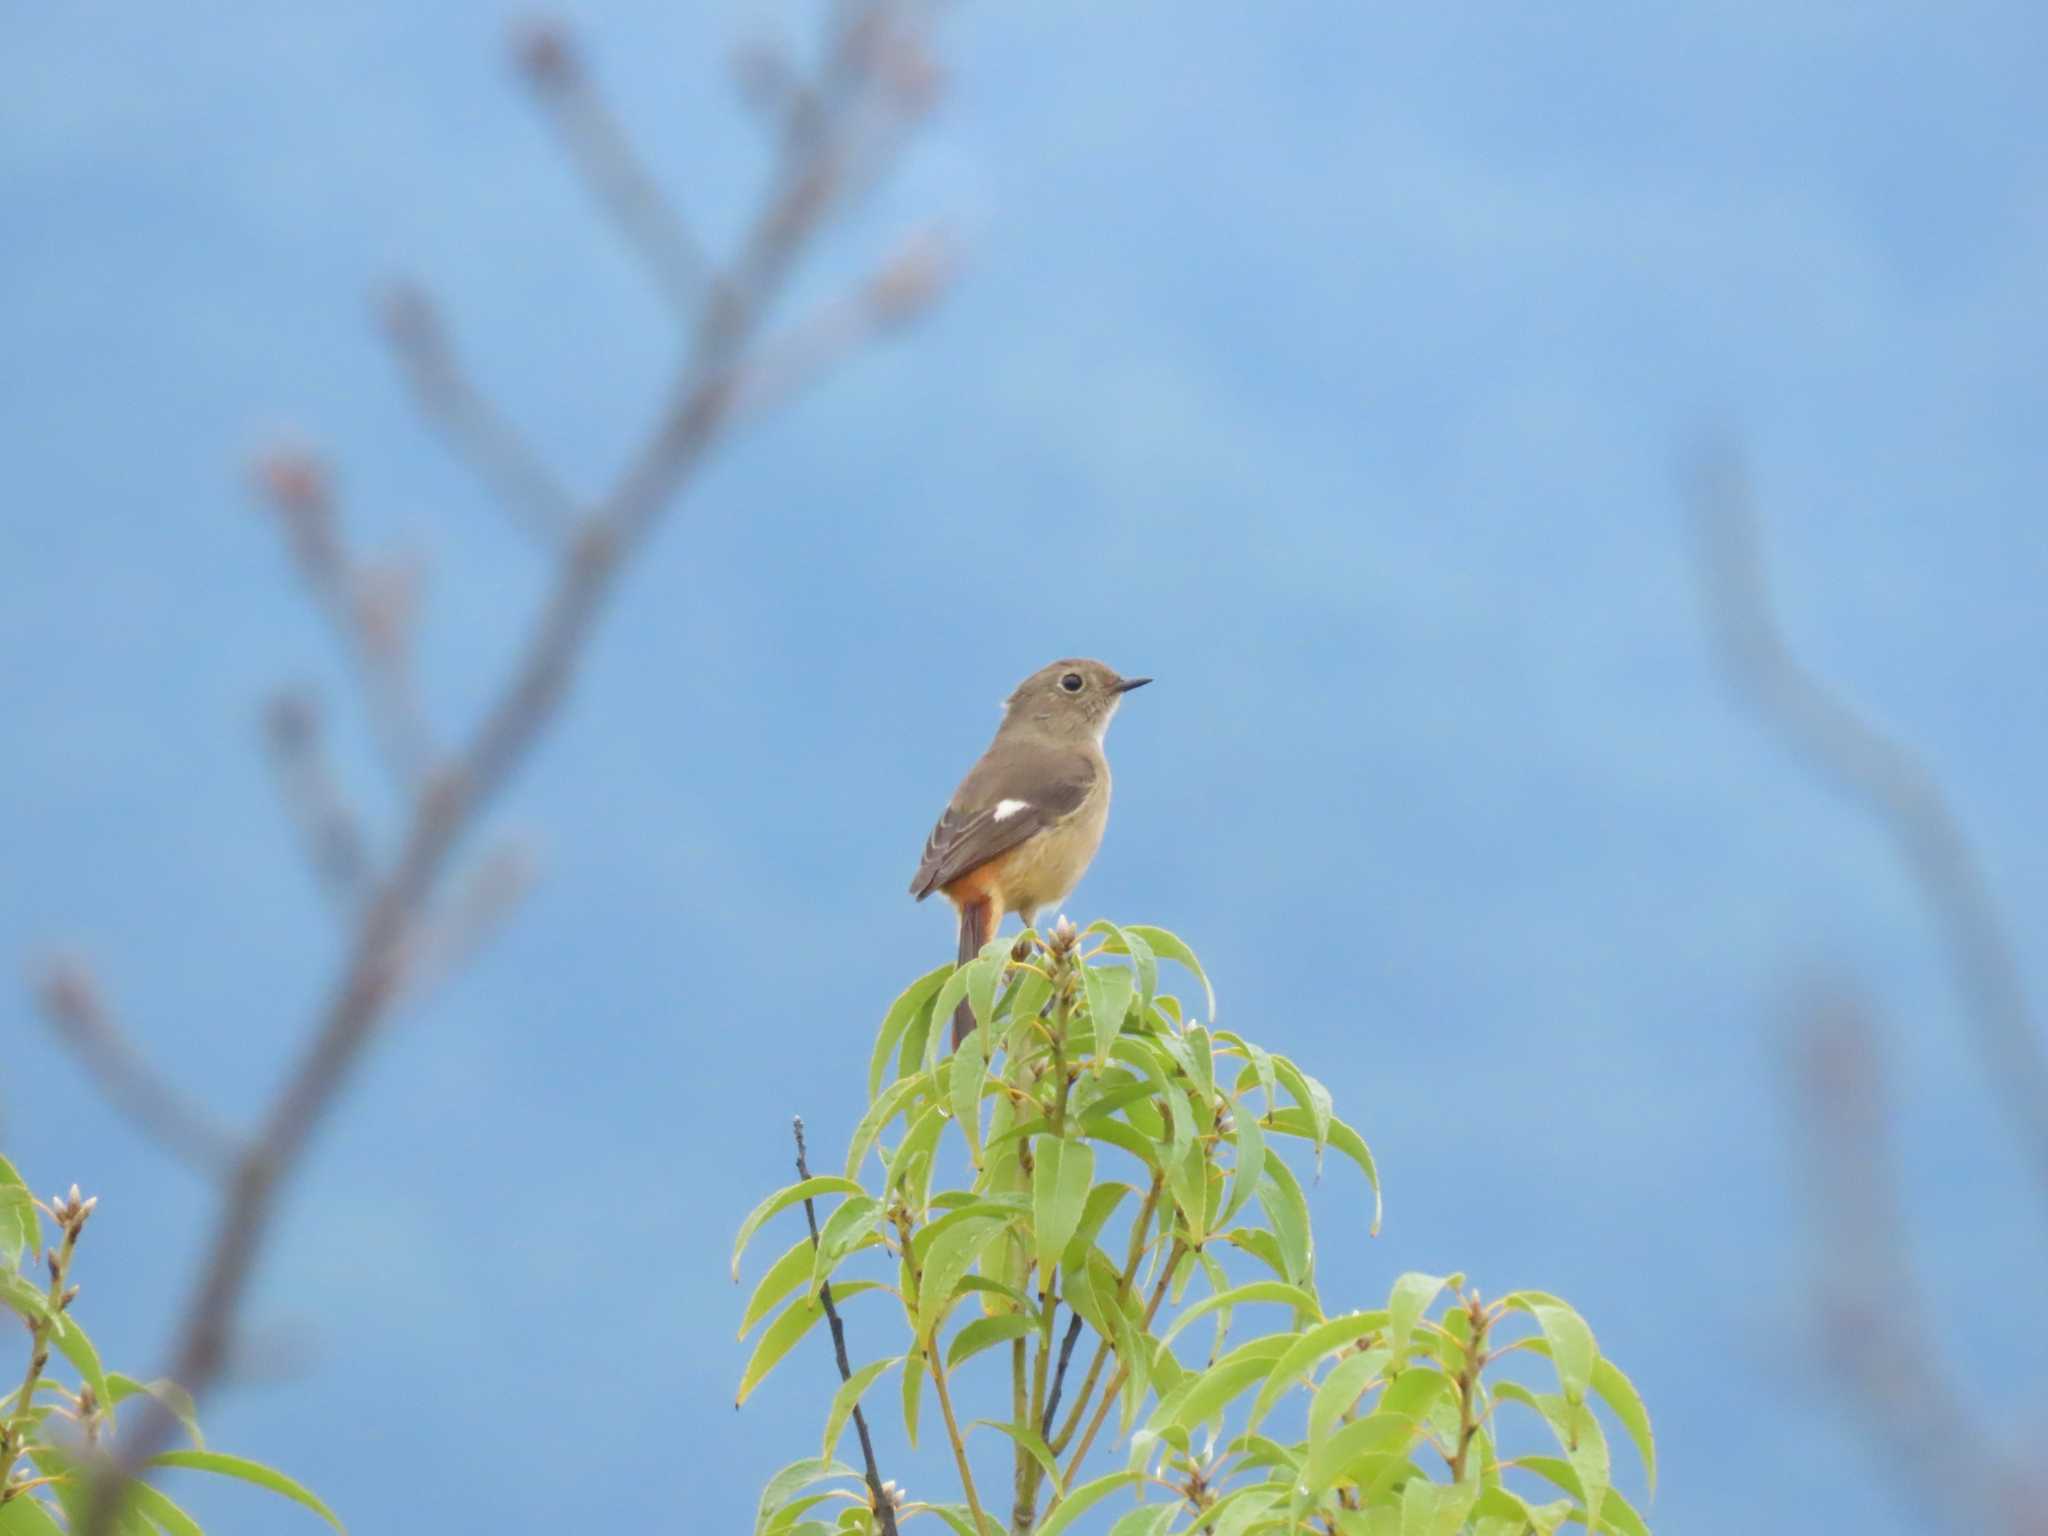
[910,658,1150,1045]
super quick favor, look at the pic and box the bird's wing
[909,742,1097,901]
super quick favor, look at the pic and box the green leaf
[1385,1273,1457,1361]
[1166,1132,1210,1248]
[46,1309,110,1416]
[1203,1487,1283,1536]
[916,1216,1014,1338]
[1032,1137,1095,1277]
[1248,1310,1389,1430]
[733,1178,866,1281]
[972,1418,1063,1496]
[740,1238,817,1338]
[1497,1388,1611,1528]
[1105,1507,1177,1536]
[809,1197,883,1296]
[0,1155,38,1267]
[1506,1294,1598,1408]
[1269,1057,1332,1167]
[0,1495,68,1536]
[949,1027,988,1166]
[888,1104,950,1213]
[1080,966,1137,1071]
[901,1349,926,1449]
[1296,1413,1419,1507]
[736,1283,880,1406]
[871,965,951,1097]
[946,1314,1037,1370]
[1036,1471,1143,1536]
[1399,1475,1478,1536]
[822,1356,902,1458]
[1221,1111,1266,1227]
[847,1074,931,1181]
[1160,1282,1320,1346]
[1163,1349,1278,1435]
[122,1481,206,1536]
[1308,1348,1387,1442]
[1257,1160,1312,1284]
[106,1374,205,1448]
[1589,1356,1656,1493]
[753,1457,863,1536]
[1119,925,1213,1019]
[149,1451,344,1533]
[1513,1457,1648,1536]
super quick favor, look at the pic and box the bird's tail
[953,897,991,1048]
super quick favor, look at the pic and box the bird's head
[1002,658,1151,742]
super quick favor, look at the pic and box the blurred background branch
[49,6,955,1528]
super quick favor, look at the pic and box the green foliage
[0,1162,341,1533]
[735,921,1658,1534]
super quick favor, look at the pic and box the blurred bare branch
[29,958,241,1179]
[379,283,579,548]
[515,20,710,321]
[252,452,438,787]
[260,688,369,911]
[1790,992,2048,1533]
[395,840,539,1005]
[73,6,950,1528]
[1691,452,2048,1208]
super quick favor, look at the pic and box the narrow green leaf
[1308,1348,1387,1442]
[916,1216,1013,1338]
[1165,1351,1277,1435]
[888,1103,950,1213]
[972,1418,1063,1496]
[946,1315,1037,1370]
[870,965,951,1097]
[736,1284,880,1406]
[809,1197,883,1296]
[0,1495,68,1536]
[1080,966,1137,1071]
[1105,1507,1176,1536]
[847,1074,931,1181]
[123,1481,206,1536]
[1506,1295,1598,1408]
[1590,1356,1656,1494]
[149,1451,344,1534]
[1119,926,1213,1019]
[949,1027,988,1166]
[1270,1057,1332,1168]
[1031,1137,1095,1276]
[1248,1311,1390,1431]
[105,1374,204,1448]
[1257,1160,1312,1284]
[1385,1273,1457,1360]
[822,1356,902,1458]
[1221,1110,1266,1228]
[1036,1471,1142,1536]
[753,1458,863,1536]
[46,1310,110,1416]
[0,1155,38,1267]
[733,1178,866,1281]
[1161,1282,1320,1346]
[740,1238,817,1338]
[1296,1413,1418,1506]
[901,1349,926,1448]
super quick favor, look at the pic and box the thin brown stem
[1057,1239,1186,1493]
[928,1337,989,1536]
[1048,1174,1162,1455]
[794,1118,899,1536]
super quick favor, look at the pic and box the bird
[910,658,1151,1046]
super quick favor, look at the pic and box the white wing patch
[993,799,1031,822]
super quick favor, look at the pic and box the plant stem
[1,1210,78,1491]
[792,1118,899,1536]
[928,1338,989,1536]
[1010,1336,1032,1534]
[1056,1239,1187,1492]
[1448,1294,1492,1483]
[1048,1174,1163,1455]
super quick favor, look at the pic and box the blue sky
[6,2,2046,1531]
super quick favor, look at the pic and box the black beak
[1113,675,1153,694]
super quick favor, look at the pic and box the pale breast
[993,774,1110,917]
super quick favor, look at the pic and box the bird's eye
[1060,672,1085,693]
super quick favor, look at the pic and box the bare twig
[1038,1311,1084,1440]
[29,959,240,1179]
[794,1117,901,1536]
[1691,453,2048,1208]
[252,453,437,787]
[379,283,579,548]
[260,688,369,911]
[394,840,539,1005]
[73,9,950,1529]
[515,21,711,320]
